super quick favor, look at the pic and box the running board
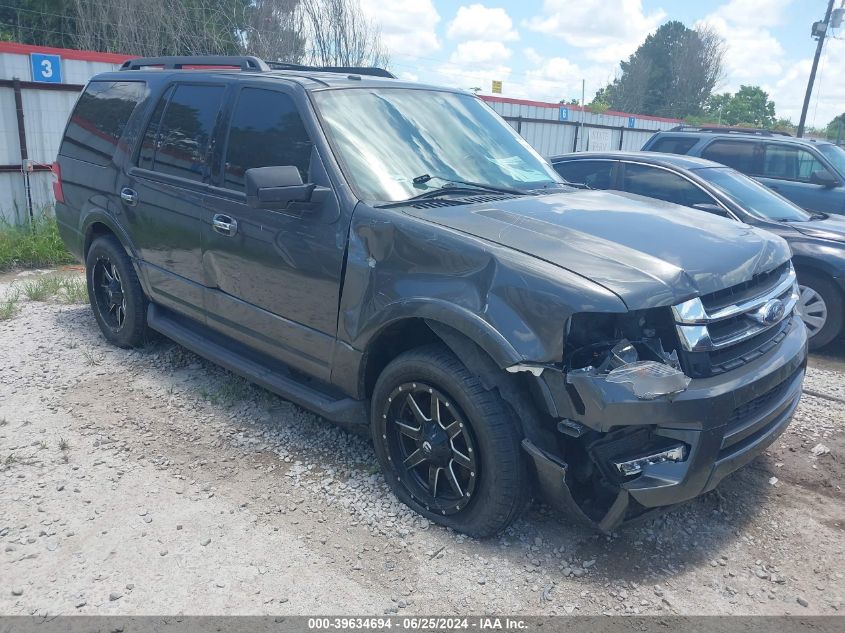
[147,304,368,429]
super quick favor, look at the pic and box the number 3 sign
[30,53,62,84]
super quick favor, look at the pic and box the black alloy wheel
[382,383,479,515]
[92,257,127,331]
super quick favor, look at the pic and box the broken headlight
[565,311,691,400]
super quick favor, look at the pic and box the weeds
[0,289,19,321]
[58,437,69,451]
[15,274,88,305]
[198,377,259,407]
[21,275,65,301]
[0,418,7,426]
[57,277,88,304]
[0,215,75,271]
[81,349,104,366]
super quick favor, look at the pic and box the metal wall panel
[0,87,20,163]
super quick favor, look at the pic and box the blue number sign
[559,107,569,122]
[627,116,636,128]
[30,53,62,84]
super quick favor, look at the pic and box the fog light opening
[613,444,688,477]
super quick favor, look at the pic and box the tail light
[51,162,65,203]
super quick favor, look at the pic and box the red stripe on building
[480,94,684,124]
[0,41,133,65]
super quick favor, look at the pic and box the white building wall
[0,44,123,223]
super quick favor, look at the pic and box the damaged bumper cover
[524,316,808,532]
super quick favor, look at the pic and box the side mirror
[245,166,316,210]
[692,202,731,218]
[810,170,839,188]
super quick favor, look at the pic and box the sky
[358,0,845,127]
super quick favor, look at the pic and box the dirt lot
[1,270,844,617]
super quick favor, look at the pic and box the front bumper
[526,316,808,531]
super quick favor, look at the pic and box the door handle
[212,214,238,236]
[120,187,138,206]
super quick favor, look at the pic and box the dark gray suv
[54,56,808,536]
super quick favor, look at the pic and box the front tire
[796,271,843,350]
[371,344,529,537]
[85,235,147,348]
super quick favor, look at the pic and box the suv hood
[792,214,845,243]
[403,190,790,309]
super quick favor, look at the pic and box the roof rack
[120,56,269,71]
[118,55,395,78]
[668,125,791,137]
[265,61,395,78]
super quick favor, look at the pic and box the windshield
[312,88,563,202]
[818,144,845,177]
[696,167,811,222]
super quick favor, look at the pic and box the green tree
[595,21,725,118]
[825,113,845,142]
[0,1,76,48]
[704,85,776,127]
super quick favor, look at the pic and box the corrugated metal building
[0,42,129,224]
[480,95,682,157]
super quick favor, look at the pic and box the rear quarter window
[701,139,760,175]
[646,136,699,155]
[59,81,148,166]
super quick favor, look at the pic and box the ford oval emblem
[754,298,785,325]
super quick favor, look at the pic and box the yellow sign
[491,80,502,94]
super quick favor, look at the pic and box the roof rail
[265,61,395,78]
[668,124,792,137]
[120,56,269,71]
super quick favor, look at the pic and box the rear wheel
[86,235,147,348]
[796,271,843,350]
[371,344,529,537]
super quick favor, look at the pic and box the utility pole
[797,0,836,137]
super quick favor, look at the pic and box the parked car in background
[551,152,845,349]
[641,126,845,216]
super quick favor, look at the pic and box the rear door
[201,84,344,380]
[618,163,733,217]
[756,142,842,214]
[121,80,228,320]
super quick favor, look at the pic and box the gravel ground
[1,270,844,617]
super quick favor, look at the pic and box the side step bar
[147,304,368,429]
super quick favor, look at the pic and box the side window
[138,86,172,171]
[138,84,225,182]
[647,136,699,155]
[762,144,828,182]
[701,140,760,175]
[223,88,313,191]
[553,160,614,189]
[622,164,714,208]
[59,81,148,166]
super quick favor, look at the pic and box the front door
[756,143,841,214]
[122,81,228,320]
[201,85,346,381]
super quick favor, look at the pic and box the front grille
[673,263,799,378]
[719,368,802,455]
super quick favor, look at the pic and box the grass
[21,275,65,301]
[81,349,104,366]
[0,215,75,271]
[0,288,20,321]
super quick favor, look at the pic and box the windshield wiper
[410,174,528,197]
[375,175,531,208]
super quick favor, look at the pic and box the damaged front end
[519,302,806,533]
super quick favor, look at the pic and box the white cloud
[523,47,543,66]
[359,0,441,57]
[433,63,513,93]
[524,0,667,63]
[698,0,793,91]
[447,4,519,41]
[449,40,512,65]
[768,38,845,126]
